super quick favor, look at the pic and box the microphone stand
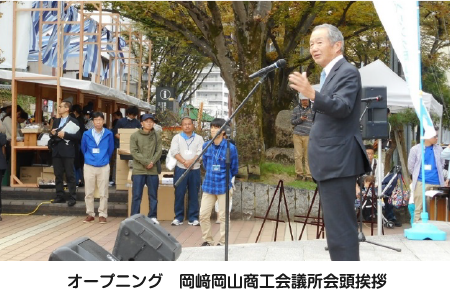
[174,73,270,261]
[357,176,401,252]
[225,127,231,261]
[359,101,401,252]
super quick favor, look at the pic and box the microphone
[249,59,287,79]
[225,126,232,137]
[361,96,382,102]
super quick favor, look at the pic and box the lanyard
[213,142,223,165]
[185,136,195,151]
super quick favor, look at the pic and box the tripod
[356,101,401,252]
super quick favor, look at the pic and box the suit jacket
[308,58,371,181]
[51,116,82,158]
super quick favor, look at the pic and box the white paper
[162,178,173,185]
[61,120,80,134]
[425,190,444,198]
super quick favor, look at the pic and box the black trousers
[317,175,360,261]
[52,157,76,200]
[0,169,4,214]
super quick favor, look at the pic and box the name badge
[212,165,220,172]
[424,164,432,171]
[93,148,100,154]
[185,150,193,155]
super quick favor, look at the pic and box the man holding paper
[50,101,81,207]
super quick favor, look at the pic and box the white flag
[374,1,436,139]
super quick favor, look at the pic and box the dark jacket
[70,113,86,168]
[0,133,7,170]
[50,116,82,158]
[308,58,371,181]
[113,117,141,149]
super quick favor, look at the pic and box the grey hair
[313,24,344,53]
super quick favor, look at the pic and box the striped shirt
[202,139,239,195]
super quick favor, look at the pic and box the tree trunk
[394,129,411,188]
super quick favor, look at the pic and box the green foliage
[261,162,295,177]
[0,89,34,114]
[258,162,316,189]
[285,180,317,190]
[389,108,419,129]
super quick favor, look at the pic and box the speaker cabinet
[113,214,182,261]
[361,86,389,140]
[49,237,118,261]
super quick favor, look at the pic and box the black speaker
[49,237,118,261]
[361,86,389,140]
[113,214,182,261]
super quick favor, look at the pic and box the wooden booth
[4,1,153,188]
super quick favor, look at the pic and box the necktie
[319,70,326,90]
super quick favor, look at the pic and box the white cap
[298,93,308,100]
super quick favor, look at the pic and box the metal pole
[377,139,383,236]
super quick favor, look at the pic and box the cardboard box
[41,172,55,182]
[42,166,54,173]
[127,185,176,220]
[116,183,128,191]
[20,166,44,184]
[118,128,139,134]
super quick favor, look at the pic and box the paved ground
[180,221,450,261]
[0,214,418,261]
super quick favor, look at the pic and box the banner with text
[374,1,436,138]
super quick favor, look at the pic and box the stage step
[1,186,129,217]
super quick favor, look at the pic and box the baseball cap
[141,114,156,122]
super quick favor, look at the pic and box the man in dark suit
[50,101,82,206]
[289,24,371,261]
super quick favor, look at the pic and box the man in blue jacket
[81,111,115,224]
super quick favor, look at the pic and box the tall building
[190,64,229,119]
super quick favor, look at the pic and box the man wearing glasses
[50,101,82,206]
[408,128,445,223]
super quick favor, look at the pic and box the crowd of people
[0,98,239,247]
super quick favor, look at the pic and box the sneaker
[394,220,402,227]
[171,219,183,226]
[67,199,76,207]
[150,217,159,225]
[99,216,107,224]
[109,181,115,187]
[83,216,95,223]
[188,220,200,226]
[201,242,211,246]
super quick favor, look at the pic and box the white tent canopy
[359,60,443,117]
[308,59,443,117]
